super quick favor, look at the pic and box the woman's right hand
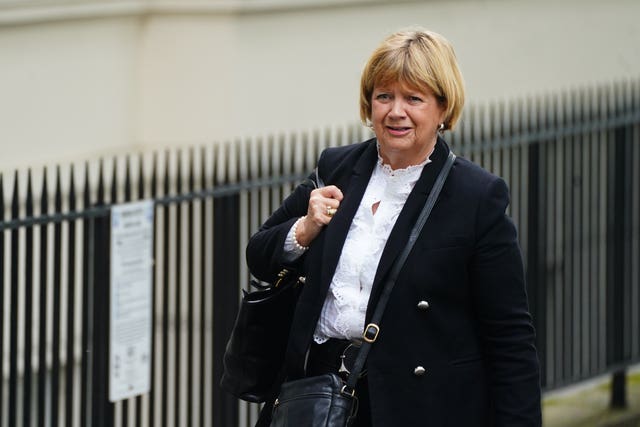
[295,185,343,247]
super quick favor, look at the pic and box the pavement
[543,365,640,426]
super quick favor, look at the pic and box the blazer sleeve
[245,171,315,283]
[469,177,542,426]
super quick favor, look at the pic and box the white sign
[109,200,154,402]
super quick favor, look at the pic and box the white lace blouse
[283,151,431,343]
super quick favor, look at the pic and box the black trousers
[306,339,372,427]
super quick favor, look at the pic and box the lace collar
[375,142,433,177]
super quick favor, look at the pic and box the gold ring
[326,206,337,216]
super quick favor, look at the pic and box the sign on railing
[109,200,154,402]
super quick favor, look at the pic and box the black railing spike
[26,170,33,211]
[200,146,207,190]
[97,159,105,206]
[40,167,48,211]
[69,165,76,211]
[189,147,195,192]
[124,155,132,202]
[622,79,631,112]
[247,137,263,179]
[212,143,219,187]
[623,79,631,111]
[111,157,118,204]
[11,170,19,219]
[235,137,243,180]
[151,152,158,199]
[55,165,62,213]
[176,149,183,194]
[0,173,4,214]
[164,150,170,196]
[138,154,145,199]
[83,162,91,208]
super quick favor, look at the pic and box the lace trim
[375,142,432,177]
[378,157,429,177]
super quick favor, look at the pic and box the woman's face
[371,81,445,169]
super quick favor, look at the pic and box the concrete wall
[0,16,140,173]
[1,0,639,174]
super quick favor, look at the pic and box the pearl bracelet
[293,216,309,251]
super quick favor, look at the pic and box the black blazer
[247,137,541,426]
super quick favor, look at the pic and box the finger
[307,193,331,225]
[321,201,338,220]
[317,185,344,201]
[309,189,339,211]
[323,197,341,210]
[317,197,339,218]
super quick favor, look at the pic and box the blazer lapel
[366,138,450,319]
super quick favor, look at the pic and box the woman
[247,28,541,426]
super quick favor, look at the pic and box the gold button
[414,366,426,376]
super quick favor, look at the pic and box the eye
[375,93,391,101]
[408,95,423,103]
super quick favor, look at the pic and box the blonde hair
[359,28,465,131]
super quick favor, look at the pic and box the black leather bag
[220,269,304,403]
[270,373,358,427]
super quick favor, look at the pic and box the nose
[389,99,407,118]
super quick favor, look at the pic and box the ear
[438,111,447,129]
[437,96,447,123]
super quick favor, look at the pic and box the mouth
[386,126,412,136]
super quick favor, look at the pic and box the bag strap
[315,167,325,188]
[344,150,456,392]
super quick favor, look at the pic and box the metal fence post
[213,194,240,426]
[608,126,627,409]
[91,211,115,426]
[527,140,547,387]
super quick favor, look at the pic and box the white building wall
[0,16,140,173]
[228,0,640,140]
[0,0,639,174]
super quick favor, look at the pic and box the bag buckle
[338,343,367,378]
[363,323,379,343]
[274,269,290,288]
[340,384,355,397]
[274,269,305,288]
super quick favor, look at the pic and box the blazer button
[414,366,426,376]
[417,300,430,310]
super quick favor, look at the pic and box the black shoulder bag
[269,151,456,427]
[220,269,304,402]
[221,169,323,403]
